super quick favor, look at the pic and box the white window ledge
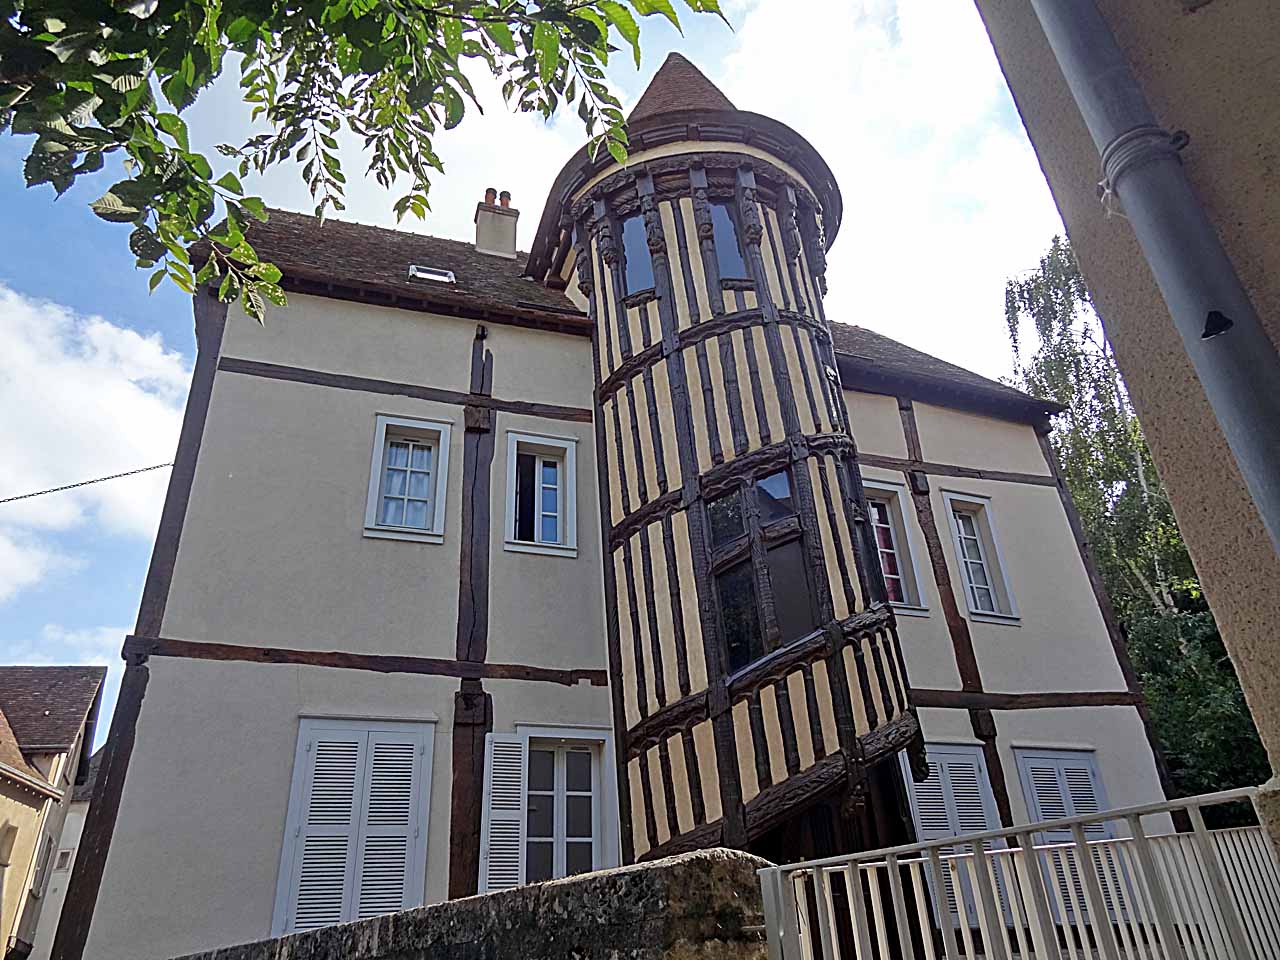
[969,610,1022,627]
[890,603,931,619]
[363,526,445,545]
[503,538,578,559]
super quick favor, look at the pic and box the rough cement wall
[170,849,769,960]
[973,1,1280,772]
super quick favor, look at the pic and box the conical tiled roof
[628,52,735,123]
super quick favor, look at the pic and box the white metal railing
[758,787,1280,960]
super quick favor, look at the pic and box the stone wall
[172,849,770,960]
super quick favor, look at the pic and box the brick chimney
[474,187,518,259]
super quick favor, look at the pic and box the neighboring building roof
[830,323,1064,424]
[0,666,106,753]
[72,748,103,803]
[628,52,736,122]
[0,704,39,779]
[239,209,589,333]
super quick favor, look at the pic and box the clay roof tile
[628,52,735,123]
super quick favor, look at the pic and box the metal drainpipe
[1030,0,1280,556]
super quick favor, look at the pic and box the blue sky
[0,0,1064,746]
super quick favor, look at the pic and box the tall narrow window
[943,493,1016,619]
[870,500,906,603]
[364,415,451,543]
[525,744,597,883]
[864,488,925,610]
[709,468,819,673]
[506,432,578,557]
[954,509,994,612]
[710,202,748,279]
[621,215,654,294]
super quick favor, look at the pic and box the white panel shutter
[1015,749,1112,920]
[479,734,526,893]
[901,745,1003,928]
[1015,750,1111,842]
[289,730,366,931]
[353,731,424,920]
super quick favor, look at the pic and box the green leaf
[226,16,258,42]
[149,268,166,292]
[89,191,141,223]
[247,262,282,283]
[607,137,627,165]
[440,85,464,130]
[599,2,641,66]
[240,197,268,221]
[244,284,266,321]
[129,226,167,260]
[441,17,463,58]
[481,19,516,54]
[532,21,560,83]
[632,0,681,30]
[157,113,189,151]
[215,171,243,195]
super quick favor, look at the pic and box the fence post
[925,848,962,960]
[843,864,876,960]
[760,867,785,960]
[884,854,918,960]
[810,866,840,960]
[1014,831,1063,960]
[1070,822,1121,960]
[1186,803,1254,958]
[1125,813,1188,960]
[970,841,1009,960]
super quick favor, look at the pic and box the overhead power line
[0,463,173,505]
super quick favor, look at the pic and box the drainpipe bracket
[1097,125,1190,214]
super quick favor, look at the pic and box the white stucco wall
[89,294,612,960]
[28,801,87,960]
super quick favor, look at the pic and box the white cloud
[0,284,188,601]
[6,625,125,749]
[715,0,1064,379]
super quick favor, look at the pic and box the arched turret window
[621,215,654,294]
[711,202,749,280]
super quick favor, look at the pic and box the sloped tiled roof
[241,209,586,328]
[239,209,1054,423]
[628,52,736,123]
[830,323,1062,421]
[0,666,106,753]
[0,704,39,779]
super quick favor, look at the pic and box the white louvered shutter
[353,730,426,920]
[901,745,1002,928]
[289,729,366,932]
[479,734,526,892]
[1016,749,1112,919]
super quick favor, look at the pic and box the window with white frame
[479,725,617,892]
[943,492,1017,620]
[863,483,925,611]
[364,415,452,543]
[505,432,577,557]
[271,718,435,935]
[53,848,74,872]
[525,744,597,882]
